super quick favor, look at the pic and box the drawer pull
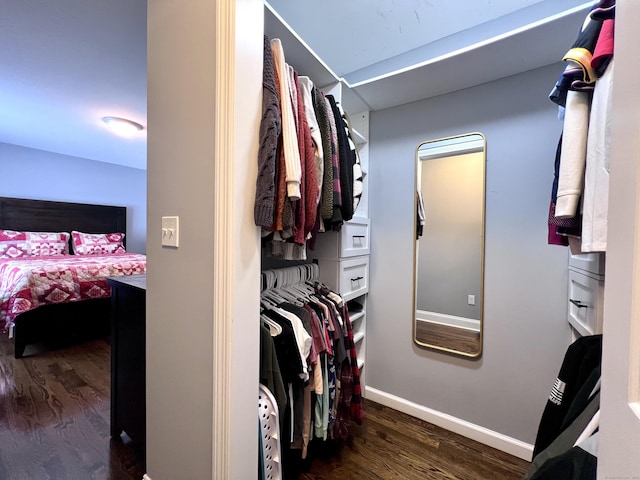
[569,299,588,308]
[352,235,365,238]
[351,276,364,283]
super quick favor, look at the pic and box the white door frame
[598,0,640,477]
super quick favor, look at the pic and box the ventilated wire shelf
[259,384,282,480]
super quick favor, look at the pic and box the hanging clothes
[254,36,365,261]
[581,59,614,252]
[548,134,582,246]
[326,94,354,228]
[270,38,302,201]
[260,324,287,427]
[417,189,426,239]
[343,110,364,214]
[254,35,281,229]
[258,265,363,473]
[547,3,616,252]
[313,87,335,224]
[555,90,591,219]
[298,76,324,205]
[532,334,602,457]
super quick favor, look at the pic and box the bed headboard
[0,197,127,249]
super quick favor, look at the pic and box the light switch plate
[161,216,179,248]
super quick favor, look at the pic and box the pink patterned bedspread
[0,253,146,332]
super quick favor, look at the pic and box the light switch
[161,216,179,248]
[467,294,475,306]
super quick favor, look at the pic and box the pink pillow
[71,231,126,255]
[0,230,29,258]
[0,230,70,258]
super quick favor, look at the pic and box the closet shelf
[568,316,592,337]
[350,311,365,324]
[351,128,367,146]
[264,1,371,114]
[353,331,365,344]
[264,1,338,91]
[357,358,365,370]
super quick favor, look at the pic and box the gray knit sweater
[254,36,282,228]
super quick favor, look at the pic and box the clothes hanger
[276,268,287,289]
[288,282,313,300]
[262,289,286,305]
[276,286,305,306]
[260,294,278,310]
[287,283,311,300]
[277,286,302,303]
[265,270,277,290]
[261,314,282,336]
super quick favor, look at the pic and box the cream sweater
[555,90,591,218]
[270,38,302,200]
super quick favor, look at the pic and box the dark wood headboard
[0,197,127,249]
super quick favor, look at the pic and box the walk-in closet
[146,0,640,479]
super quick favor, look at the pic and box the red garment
[292,70,306,245]
[337,304,363,426]
[304,304,327,356]
[298,80,318,239]
[270,65,287,233]
[548,200,570,246]
[273,138,286,232]
[592,19,614,76]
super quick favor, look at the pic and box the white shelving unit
[264,0,371,393]
[567,253,605,340]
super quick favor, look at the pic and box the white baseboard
[143,475,153,480]
[365,386,533,461]
[416,310,480,332]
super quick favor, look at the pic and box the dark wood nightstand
[107,274,146,466]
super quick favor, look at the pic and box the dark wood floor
[0,335,144,480]
[416,320,481,355]
[294,400,530,480]
[1,335,529,480]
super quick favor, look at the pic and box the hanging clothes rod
[261,263,320,291]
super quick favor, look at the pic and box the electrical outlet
[161,216,179,248]
[467,294,476,306]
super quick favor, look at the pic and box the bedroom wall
[0,142,146,253]
[367,63,571,447]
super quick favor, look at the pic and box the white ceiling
[268,0,545,78]
[0,0,590,171]
[0,0,147,170]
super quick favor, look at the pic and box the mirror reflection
[413,133,486,357]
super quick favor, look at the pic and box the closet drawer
[569,253,605,278]
[312,217,370,259]
[338,257,369,302]
[340,218,370,257]
[567,269,604,336]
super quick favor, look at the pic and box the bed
[0,197,147,358]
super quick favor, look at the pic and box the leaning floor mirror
[413,132,486,358]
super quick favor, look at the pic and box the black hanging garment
[532,335,602,457]
[326,94,355,228]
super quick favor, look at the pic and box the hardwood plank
[416,321,481,355]
[296,399,530,480]
[1,333,529,479]
[0,335,144,480]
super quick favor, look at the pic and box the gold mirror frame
[412,132,486,358]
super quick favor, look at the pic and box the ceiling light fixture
[102,116,144,137]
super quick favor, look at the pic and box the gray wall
[146,0,262,478]
[417,151,483,320]
[368,63,571,444]
[0,142,146,253]
[146,0,215,476]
